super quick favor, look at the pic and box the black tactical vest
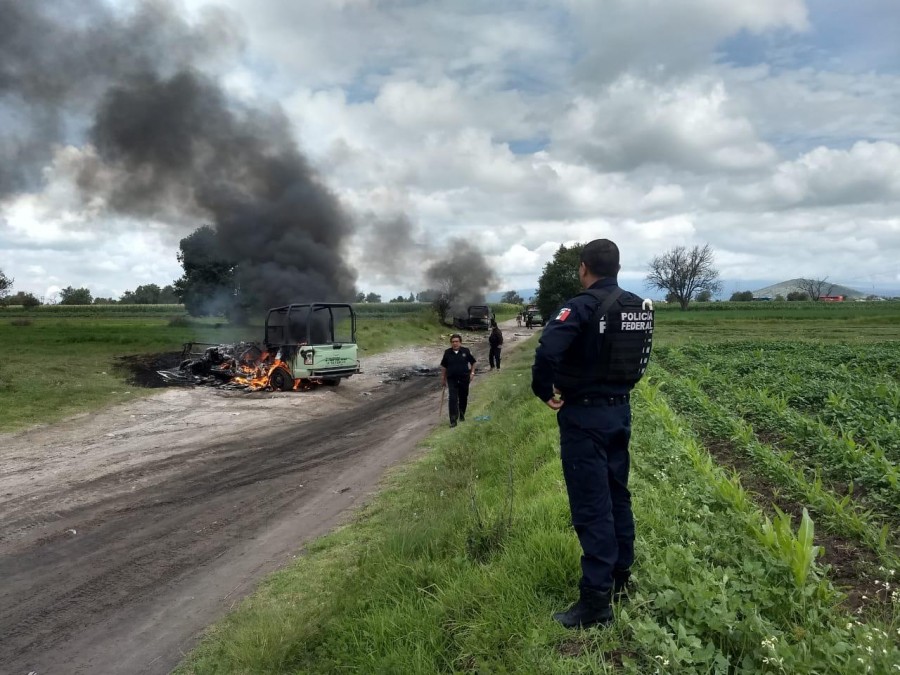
[555,287,654,389]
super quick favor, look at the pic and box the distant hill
[752,279,866,299]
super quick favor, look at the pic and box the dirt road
[0,321,535,674]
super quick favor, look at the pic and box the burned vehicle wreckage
[159,303,361,391]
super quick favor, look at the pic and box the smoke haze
[1,0,356,308]
[425,238,498,315]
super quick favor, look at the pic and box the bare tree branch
[646,244,721,310]
[796,277,833,302]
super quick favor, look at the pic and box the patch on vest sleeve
[556,307,571,321]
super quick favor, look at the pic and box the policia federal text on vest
[552,287,653,395]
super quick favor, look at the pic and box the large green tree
[59,286,93,305]
[159,284,180,304]
[121,283,161,304]
[0,268,12,303]
[174,226,236,317]
[535,244,583,319]
[416,289,439,302]
[6,290,40,307]
[501,290,524,305]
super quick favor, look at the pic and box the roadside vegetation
[177,344,899,674]
[0,314,256,432]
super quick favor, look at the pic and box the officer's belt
[568,394,630,407]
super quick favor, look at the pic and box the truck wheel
[323,378,341,386]
[270,367,293,391]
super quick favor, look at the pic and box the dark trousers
[557,402,634,593]
[447,376,470,421]
[489,346,501,369]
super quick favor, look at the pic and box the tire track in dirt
[0,375,439,673]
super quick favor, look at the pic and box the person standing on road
[516,312,523,328]
[531,238,653,629]
[441,334,476,428]
[488,324,504,370]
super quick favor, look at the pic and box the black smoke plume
[1,0,236,198]
[425,238,498,317]
[1,0,356,310]
[357,213,431,286]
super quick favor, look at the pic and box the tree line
[533,242,839,317]
[0,274,181,307]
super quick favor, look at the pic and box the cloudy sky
[2,0,900,301]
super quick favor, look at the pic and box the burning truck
[453,305,492,331]
[161,303,361,391]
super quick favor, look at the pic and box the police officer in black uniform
[441,333,477,427]
[531,238,653,629]
[488,323,503,370]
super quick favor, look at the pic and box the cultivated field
[176,302,900,674]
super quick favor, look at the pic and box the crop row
[655,300,900,313]
[654,367,898,564]
[658,342,900,450]
[0,303,187,316]
[654,351,900,517]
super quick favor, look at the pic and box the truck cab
[453,305,492,331]
[264,303,361,387]
[524,305,544,327]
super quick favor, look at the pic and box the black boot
[552,588,613,629]
[612,570,632,603]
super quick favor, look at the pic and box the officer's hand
[545,397,564,411]
[469,372,475,382]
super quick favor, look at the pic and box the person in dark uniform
[440,334,477,427]
[531,238,653,629]
[488,324,503,370]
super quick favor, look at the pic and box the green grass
[653,301,900,346]
[0,303,188,317]
[0,316,258,432]
[656,300,900,314]
[356,310,446,354]
[177,346,898,674]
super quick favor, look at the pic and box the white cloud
[5,0,900,300]
[714,141,900,209]
[564,0,808,83]
[552,76,778,172]
[0,147,187,298]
